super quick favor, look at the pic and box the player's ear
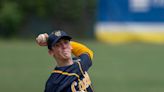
[48,50,54,56]
[70,45,73,50]
[69,41,73,51]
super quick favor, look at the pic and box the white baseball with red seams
[37,34,47,43]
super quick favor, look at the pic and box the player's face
[51,39,72,60]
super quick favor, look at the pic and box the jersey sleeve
[79,54,92,71]
[70,41,93,60]
[70,41,94,71]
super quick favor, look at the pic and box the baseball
[37,34,47,43]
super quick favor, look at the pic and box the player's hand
[36,33,48,46]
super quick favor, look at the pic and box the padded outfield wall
[95,0,164,44]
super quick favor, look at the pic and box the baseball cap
[47,30,72,49]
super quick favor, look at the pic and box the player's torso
[44,61,93,92]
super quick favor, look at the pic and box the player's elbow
[88,59,92,67]
[86,52,93,67]
[88,50,94,60]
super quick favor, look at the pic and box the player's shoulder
[73,53,92,62]
[79,53,92,61]
[72,57,81,62]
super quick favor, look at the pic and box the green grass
[1,39,164,92]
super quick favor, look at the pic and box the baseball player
[36,30,94,92]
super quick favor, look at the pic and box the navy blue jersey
[44,54,93,92]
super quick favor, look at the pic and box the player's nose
[61,43,67,49]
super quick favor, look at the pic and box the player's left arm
[70,41,93,60]
[70,41,94,71]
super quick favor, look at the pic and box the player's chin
[62,54,71,59]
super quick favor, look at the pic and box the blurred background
[1,0,164,92]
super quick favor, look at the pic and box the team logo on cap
[54,31,61,36]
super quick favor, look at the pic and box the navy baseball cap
[47,31,72,49]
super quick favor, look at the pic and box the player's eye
[54,43,60,47]
[63,40,69,45]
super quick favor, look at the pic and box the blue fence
[95,0,164,43]
[97,0,164,22]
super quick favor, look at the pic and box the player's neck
[55,58,73,67]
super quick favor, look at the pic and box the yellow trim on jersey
[77,61,94,92]
[77,61,85,75]
[70,41,94,60]
[52,70,80,78]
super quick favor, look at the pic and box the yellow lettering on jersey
[71,72,91,92]
[71,81,77,92]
